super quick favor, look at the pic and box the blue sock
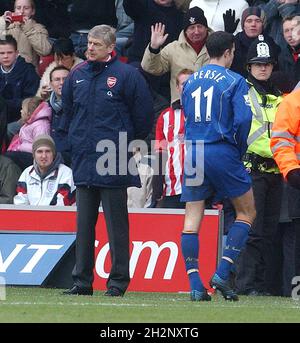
[216,220,251,280]
[181,233,204,292]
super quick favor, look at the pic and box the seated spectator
[34,0,71,41]
[0,0,52,69]
[141,7,210,103]
[47,65,71,166]
[14,134,75,205]
[151,69,192,208]
[230,6,280,78]
[0,154,21,204]
[68,0,118,59]
[6,96,51,170]
[179,0,249,33]
[37,38,82,100]
[0,35,40,128]
[278,15,300,91]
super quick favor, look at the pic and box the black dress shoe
[104,286,124,297]
[62,285,93,296]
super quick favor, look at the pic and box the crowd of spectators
[0,0,300,297]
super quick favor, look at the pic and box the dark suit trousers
[235,171,283,294]
[72,186,130,293]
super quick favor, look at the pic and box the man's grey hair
[88,25,116,46]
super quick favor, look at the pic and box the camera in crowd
[11,14,24,23]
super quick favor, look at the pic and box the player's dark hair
[206,31,234,59]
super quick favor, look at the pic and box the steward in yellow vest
[244,82,282,173]
[235,35,283,296]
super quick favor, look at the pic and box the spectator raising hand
[150,23,169,50]
[223,9,240,33]
[142,7,210,104]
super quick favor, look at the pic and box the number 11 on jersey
[191,86,214,122]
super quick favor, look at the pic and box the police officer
[235,35,284,296]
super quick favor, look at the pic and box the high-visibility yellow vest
[246,85,283,172]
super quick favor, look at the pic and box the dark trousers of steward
[235,153,283,295]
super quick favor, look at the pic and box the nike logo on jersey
[76,79,84,84]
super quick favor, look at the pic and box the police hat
[247,35,276,64]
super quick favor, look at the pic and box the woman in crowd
[0,0,52,68]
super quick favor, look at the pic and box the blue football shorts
[181,142,252,202]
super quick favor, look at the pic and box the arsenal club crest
[107,76,117,88]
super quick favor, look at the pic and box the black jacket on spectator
[123,0,183,63]
[278,43,300,91]
[0,96,7,152]
[0,56,40,123]
[231,31,280,78]
[68,0,117,32]
[34,0,71,39]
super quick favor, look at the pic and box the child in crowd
[5,96,51,170]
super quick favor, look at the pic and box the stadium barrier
[0,206,223,292]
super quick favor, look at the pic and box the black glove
[223,9,240,34]
[287,169,300,190]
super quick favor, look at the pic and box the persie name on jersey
[190,69,226,83]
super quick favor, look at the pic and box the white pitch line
[0,302,157,307]
[1,301,300,310]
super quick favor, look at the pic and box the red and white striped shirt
[155,106,185,196]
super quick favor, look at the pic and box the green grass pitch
[0,287,300,323]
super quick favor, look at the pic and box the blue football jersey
[182,64,252,157]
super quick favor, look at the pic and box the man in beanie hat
[182,6,208,31]
[32,134,56,158]
[142,6,211,103]
[241,6,266,32]
[231,6,279,78]
[179,0,248,33]
[14,134,76,206]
